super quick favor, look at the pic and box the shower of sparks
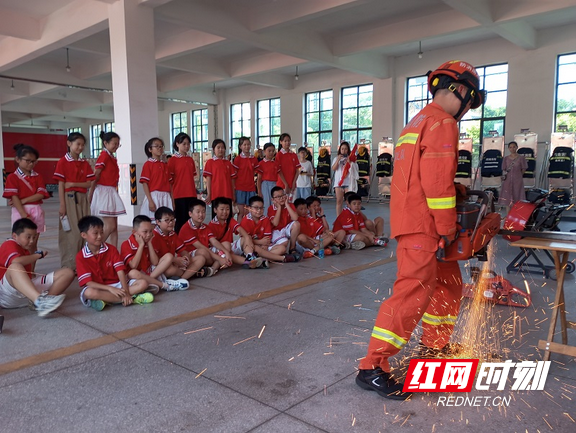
[214,315,246,320]
[184,326,213,335]
[257,325,266,339]
[233,335,257,346]
[195,368,207,378]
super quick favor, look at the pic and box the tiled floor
[0,197,575,432]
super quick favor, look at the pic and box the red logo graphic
[404,359,479,392]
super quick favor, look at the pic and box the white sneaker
[35,292,65,317]
[350,241,366,250]
[165,278,189,291]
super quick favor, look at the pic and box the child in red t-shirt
[240,196,300,263]
[305,195,358,250]
[0,218,74,317]
[77,216,151,311]
[293,198,341,258]
[121,215,189,292]
[275,133,300,196]
[89,131,126,248]
[268,186,301,257]
[152,207,209,279]
[3,144,49,262]
[209,197,265,269]
[179,198,231,276]
[168,132,198,234]
[140,137,173,223]
[256,142,287,214]
[233,137,258,221]
[203,139,236,204]
[333,193,388,249]
[54,132,95,270]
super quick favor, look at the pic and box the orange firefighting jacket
[390,102,458,240]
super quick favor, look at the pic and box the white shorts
[80,279,138,307]
[91,185,127,217]
[11,204,46,233]
[345,234,357,242]
[231,238,243,255]
[0,272,54,309]
[140,191,172,222]
[271,221,296,244]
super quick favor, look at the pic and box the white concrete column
[108,0,158,226]
[0,107,5,206]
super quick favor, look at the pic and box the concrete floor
[0,197,575,433]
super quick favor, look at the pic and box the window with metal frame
[305,90,333,156]
[192,109,209,154]
[89,124,102,158]
[257,98,281,147]
[555,53,576,132]
[340,84,373,146]
[171,111,188,144]
[231,102,251,141]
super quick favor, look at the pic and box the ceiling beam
[0,7,42,40]
[0,0,109,72]
[249,0,370,32]
[155,29,225,61]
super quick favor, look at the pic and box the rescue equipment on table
[462,267,531,308]
[500,188,575,279]
[437,190,501,262]
[480,149,503,177]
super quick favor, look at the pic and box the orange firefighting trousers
[359,234,462,372]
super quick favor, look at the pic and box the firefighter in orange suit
[356,60,486,400]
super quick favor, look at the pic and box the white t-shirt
[296,160,313,188]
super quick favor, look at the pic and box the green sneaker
[90,300,106,311]
[133,293,154,305]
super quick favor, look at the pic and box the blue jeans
[261,180,276,214]
[296,187,312,200]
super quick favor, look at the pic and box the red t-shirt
[333,207,366,233]
[256,158,280,182]
[233,154,258,192]
[76,242,125,287]
[275,149,300,189]
[94,149,119,187]
[168,153,197,199]
[267,203,296,230]
[0,239,32,280]
[179,220,215,251]
[139,158,172,193]
[208,217,240,243]
[298,215,323,238]
[240,213,272,240]
[53,153,95,193]
[3,168,49,204]
[203,157,236,200]
[151,226,186,257]
[121,234,153,274]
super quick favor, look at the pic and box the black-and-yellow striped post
[2,169,7,189]
[130,164,137,205]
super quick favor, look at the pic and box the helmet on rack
[427,60,486,118]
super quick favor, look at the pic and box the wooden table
[510,237,576,360]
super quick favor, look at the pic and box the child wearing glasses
[88,131,126,248]
[3,144,50,262]
[140,137,173,223]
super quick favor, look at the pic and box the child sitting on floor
[240,195,300,263]
[121,215,189,292]
[343,191,386,239]
[268,186,301,259]
[0,218,74,317]
[209,197,265,269]
[293,198,340,258]
[152,207,209,280]
[76,216,151,311]
[179,198,231,276]
[333,193,388,249]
